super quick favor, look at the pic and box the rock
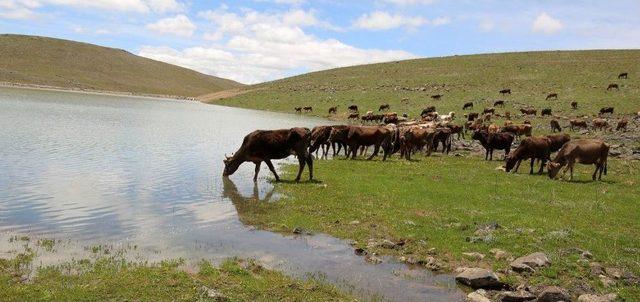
[467,290,492,302]
[201,286,229,302]
[498,290,536,302]
[349,220,360,225]
[510,252,550,273]
[604,267,623,279]
[463,252,486,260]
[578,293,618,302]
[581,250,593,259]
[354,248,367,256]
[466,235,495,243]
[378,239,400,249]
[364,255,382,264]
[599,274,616,287]
[589,262,605,276]
[536,286,571,302]
[455,268,502,289]
[490,249,509,260]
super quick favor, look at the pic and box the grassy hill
[213,50,639,119]
[0,34,242,97]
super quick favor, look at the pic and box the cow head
[546,162,563,179]
[504,155,518,172]
[222,154,241,177]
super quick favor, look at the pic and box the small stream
[0,86,464,301]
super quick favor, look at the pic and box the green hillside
[0,34,242,97]
[213,50,639,118]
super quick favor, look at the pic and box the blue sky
[2,0,640,84]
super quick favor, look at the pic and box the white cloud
[353,11,447,30]
[0,0,184,17]
[478,18,494,32]
[0,0,41,19]
[532,12,563,34]
[146,14,196,37]
[381,0,436,5]
[140,7,416,83]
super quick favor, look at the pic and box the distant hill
[0,34,242,97]
[212,50,639,118]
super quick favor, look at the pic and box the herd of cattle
[224,72,635,183]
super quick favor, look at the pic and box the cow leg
[489,149,494,161]
[294,156,306,182]
[538,158,546,175]
[367,144,380,160]
[529,159,535,174]
[264,160,280,182]
[592,164,599,181]
[253,161,261,182]
[568,162,575,181]
[351,144,358,159]
[306,154,313,180]
[514,160,522,173]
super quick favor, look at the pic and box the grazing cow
[505,136,552,174]
[472,130,515,161]
[616,118,628,131]
[488,123,500,134]
[483,107,495,115]
[329,106,338,114]
[348,105,359,112]
[346,126,395,160]
[546,133,571,153]
[494,100,505,108]
[550,119,562,132]
[384,114,399,125]
[431,94,443,100]
[599,107,614,115]
[439,111,456,122]
[502,124,533,137]
[541,108,552,116]
[504,111,511,120]
[546,93,558,100]
[431,128,453,154]
[294,107,302,113]
[592,118,609,131]
[401,127,436,160]
[421,106,437,117]
[309,126,333,158]
[569,119,588,131]
[571,101,578,109]
[547,139,609,181]
[500,89,511,95]
[348,113,360,121]
[446,124,465,139]
[223,128,312,182]
[463,102,474,110]
[467,112,479,121]
[618,72,628,79]
[607,83,619,91]
[304,106,313,112]
[328,126,350,156]
[379,103,390,111]
[520,108,537,116]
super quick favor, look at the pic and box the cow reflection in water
[223,177,278,224]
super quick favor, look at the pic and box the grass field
[0,247,354,302]
[234,155,640,299]
[0,34,242,97]
[212,50,640,122]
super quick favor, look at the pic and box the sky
[2,0,640,84]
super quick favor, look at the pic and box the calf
[541,108,552,116]
[547,139,609,181]
[599,107,614,115]
[616,118,628,131]
[550,119,562,132]
[472,130,514,161]
[463,102,473,110]
[546,93,558,100]
[569,119,588,131]
[223,128,312,182]
[606,83,619,91]
[505,136,552,174]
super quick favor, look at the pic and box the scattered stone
[578,293,618,302]
[463,252,486,260]
[604,267,623,279]
[599,274,616,287]
[490,249,509,260]
[426,247,437,255]
[581,250,593,259]
[354,248,367,256]
[378,239,400,249]
[498,290,536,302]
[349,220,360,225]
[364,255,382,264]
[536,286,571,302]
[466,235,495,243]
[455,268,503,289]
[467,289,492,302]
[201,286,229,302]
[589,262,605,276]
[510,252,551,273]
[421,256,445,271]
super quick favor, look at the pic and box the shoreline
[0,81,200,102]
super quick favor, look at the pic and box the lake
[0,86,464,301]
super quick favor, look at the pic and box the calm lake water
[0,87,464,301]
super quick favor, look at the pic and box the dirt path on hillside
[197,88,253,103]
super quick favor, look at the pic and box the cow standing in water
[223,128,313,182]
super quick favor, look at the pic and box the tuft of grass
[233,155,640,299]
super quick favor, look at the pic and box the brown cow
[309,126,333,158]
[294,107,302,113]
[571,101,578,110]
[303,106,313,112]
[467,112,479,121]
[483,107,496,115]
[328,126,350,156]
[541,108,552,116]
[348,105,359,112]
[463,102,474,110]
[616,118,628,131]
[494,100,505,108]
[505,136,552,174]
[223,128,312,182]
[502,124,532,137]
[546,93,558,100]
[348,113,360,120]
[550,119,562,132]
[599,107,614,115]
[520,108,537,116]
[401,127,435,160]
[547,139,609,181]
[592,118,609,131]
[546,133,571,153]
[421,106,437,116]
[379,103,390,111]
[472,130,514,160]
[346,126,395,160]
[505,111,511,120]
[488,124,500,134]
[329,106,338,114]
[569,119,588,131]
[606,83,619,91]
[432,128,453,154]
[431,94,443,100]
[446,124,465,139]
[500,89,511,95]
[618,72,628,79]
